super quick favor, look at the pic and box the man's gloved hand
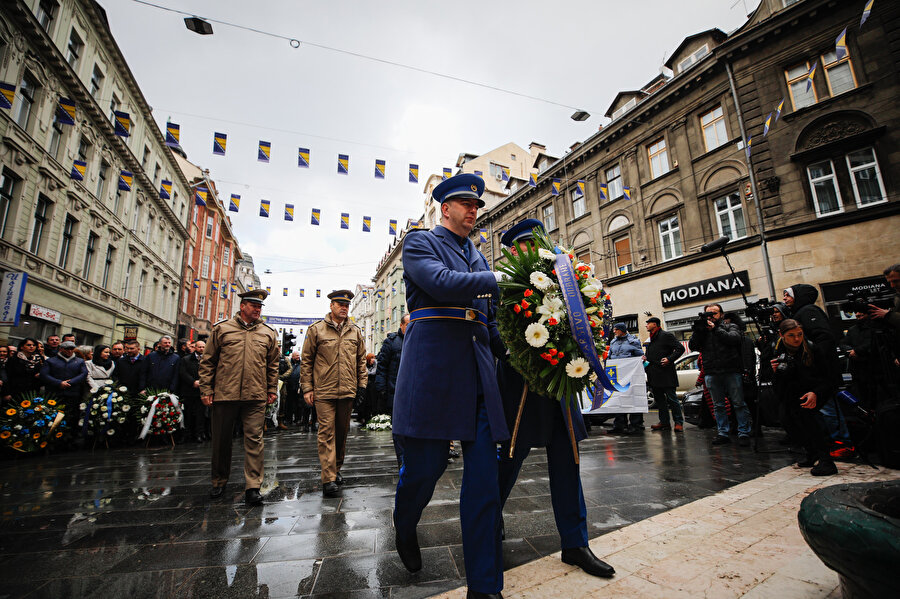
[356,387,366,405]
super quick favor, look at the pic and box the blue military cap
[327,289,354,304]
[500,218,545,247]
[432,173,486,208]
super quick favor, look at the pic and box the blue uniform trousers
[498,412,588,550]
[394,399,503,594]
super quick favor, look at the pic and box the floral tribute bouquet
[80,385,133,438]
[496,227,628,457]
[363,414,392,431]
[138,390,183,439]
[0,391,65,452]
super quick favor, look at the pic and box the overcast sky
[102,0,757,319]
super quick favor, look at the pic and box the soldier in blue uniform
[392,173,508,599]
[496,219,615,580]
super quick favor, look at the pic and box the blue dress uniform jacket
[392,225,509,442]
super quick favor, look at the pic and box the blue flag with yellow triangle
[551,178,561,196]
[338,154,349,175]
[160,180,172,200]
[0,82,14,110]
[56,97,76,125]
[165,122,180,147]
[529,173,537,187]
[118,171,133,191]
[363,216,371,232]
[389,219,397,235]
[311,208,320,225]
[576,180,585,199]
[195,187,208,206]
[284,204,294,221]
[298,147,310,168]
[598,182,608,200]
[213,132,227,156]
[113,111,131,137]
[375,159,386,179]
[229,194,240,212]
[442,168,451,180]
[340,213,350,229]
[258,141,271,163]
[260,200,270,217]
[409,164,418,183]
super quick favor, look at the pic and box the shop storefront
[659,271,756,341]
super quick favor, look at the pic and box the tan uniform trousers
[211,400,266,490]
[315,397,354,483]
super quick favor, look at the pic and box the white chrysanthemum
[79,403,86,410]
[118,386,127,393]
[525,323,550,347]
[529,271,553,291]
[538,248,555,260]
[122,404,130,411]
[565,357,590,378]
[537,295,565,324]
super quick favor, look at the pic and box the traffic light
[283,329,296,353]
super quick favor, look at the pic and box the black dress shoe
[209,486,225,499]
[335,472,344,486]
[322,482,340,497]
[466,591,503,599]
[562,546,615,578]
[245,488,263,506]
[394,515,422,572]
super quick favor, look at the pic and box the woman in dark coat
[7,338,44,399]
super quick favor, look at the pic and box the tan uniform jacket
[300,313,367,399]
[199,314,279,401]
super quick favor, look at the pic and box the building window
[614,236,632,275]
[137,271,146,305]
[96,161,109,200]
[205,215,214,238]
[153,163,161,185]
[142,146,151,169]
[76,135,90,163]
[611,97,637,121]
[542,203,556,231]
[58,215,76,269]
[822,49,857,97]
[489,162,506,179]
[109,93,120,123]
[658,215,683,261]
[66,28,83,69]
[30,195,51,255]
[89,64,104,98]
[606,164,623,200]
[131,201,141,231]
[201,255,210,278]
[677,44,709,73]
[82,232,97,279]
[14,72,39,130]
[198,295,206,319]
[113,189,123,215]
[35,0,57,32]
[223,245,230,265]
[145,214,154,245]
[0,170,19,240]
[714,193,747,240]
[700,106,728,152]
[648,137,670,179]
[806,160,843,217]
[572,189,586,219]
[48,118,64,160]
[123,260,133,298]
[846,147,886,207]
[786,61,817,110]
[102,245,114,288]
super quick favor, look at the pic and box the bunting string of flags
[260,199,270,217]
[229,194,240,212]
[284,203,294,221]
[258,141,271,163]
[195,187,208,206]
[56,97,76,125]
[113,111,131,137]
[166,123,180,147]
[159,179,172,200]
[118,171,133,191]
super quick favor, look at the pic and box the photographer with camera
[868,264,900,334]
[689,303,752,446]
[770,319,837,476]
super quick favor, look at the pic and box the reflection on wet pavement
[0,421,796,598]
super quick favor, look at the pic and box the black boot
[561,546,615,578]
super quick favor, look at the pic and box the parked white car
[647,351,700,408]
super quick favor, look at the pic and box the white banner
[0,272,28,326]
[580,357,648,414]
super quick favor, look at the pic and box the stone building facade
[172,153,242,342]
[0,0,191,348]
[473,0,900,340]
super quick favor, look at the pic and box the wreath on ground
[139,390,183,438]
[363,414,392,431]
[0,391,65,452]
[496,227,614,402]
[79,385,133,438]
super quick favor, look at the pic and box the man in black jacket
[115,340,146,393]
[144,336,180,393]
[179,340,205,442]
[689,303,752,446]
[645,318,686,432]
[375,314,408,416]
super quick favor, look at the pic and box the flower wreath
[80,385,133,437]
[139,390,183,438]
[0,391,65,452]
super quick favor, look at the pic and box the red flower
[524,311,532,318]
[521,299,530,308]
[523,289,533,297]
[558,352,565,358]
[547,317,558,326]
[513,304,521,313]
[548,348,558,356]
[550,359,559,365]
[591,297,598,304]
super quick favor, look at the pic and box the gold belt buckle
[465,309,476,321]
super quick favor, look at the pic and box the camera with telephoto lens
[692,311,716,330]
[841,291,893,314]
[745,297,776,321]
[773,352,796,373]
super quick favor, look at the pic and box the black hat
[646,317,661,326]
[327,289,354,304]
[238,289,268,304]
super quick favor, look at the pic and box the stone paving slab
[431,463,899,599]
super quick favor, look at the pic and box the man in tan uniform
[200,289,279,505]
[301,289,368,496]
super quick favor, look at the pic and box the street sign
[123,325,138,340]
[0,272,28,326]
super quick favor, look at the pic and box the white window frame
[137,270,146,305]
[66,28,83,69]
[96,161,108,200]
[571,189,586,219]
[822,49,857,97]
[14,72,38,130]
[0,170,18,240]
[611,97,637,121]
[201,255,210,278]
[205,215,214,239]
[845,147,887,208]
[30,195,51,255]
[786,61,817,110]
[82,232,97,280]
[713,193,747,241]
[542,203,556,231]
[648,138,670,179]
[658,215,683,262]
[806,159,844,217]
[90,64,104,98]
[123,260,133,298]
[677,44,709,73]
[102,245,114,288]
[605,164,623,200]
[700,105,728,152]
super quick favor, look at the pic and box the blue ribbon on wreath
[554,251,630,395]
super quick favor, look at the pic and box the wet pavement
[0,418,798,598]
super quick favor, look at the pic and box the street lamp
[570,110,590,122]
[184,17,214,35]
